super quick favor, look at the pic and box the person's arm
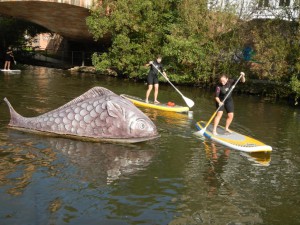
[158,64,168,79]
[215,86,223,106]
[232,72,245,85]
[162,71,168,80]
[145,61,153,67]
[215,97,223,106]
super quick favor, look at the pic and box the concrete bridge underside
[0,1,94,41]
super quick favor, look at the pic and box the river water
[0,67,299,225]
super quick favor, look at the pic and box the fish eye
[129,118,152,135]
[136,120,146,130]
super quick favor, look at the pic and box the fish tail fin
[3,97,25,126]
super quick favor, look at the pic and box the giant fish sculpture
[4,87,159,143]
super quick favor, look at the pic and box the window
[279,0,290,6]
[258,0,269,8]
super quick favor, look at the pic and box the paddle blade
[183,96,194,108]
[199,129,206,136]
[193,128,206,137]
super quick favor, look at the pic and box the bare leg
[212,111,223,135]
[146,85,153,103]
[225,112,234,133]
[154,83,159,103]
[7,61,11,70]
[4,61,8,70]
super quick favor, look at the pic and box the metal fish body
[4,87,159,143]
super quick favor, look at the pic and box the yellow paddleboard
[121,94,189,113]
[196,121,272,152]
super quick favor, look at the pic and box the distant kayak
[121,94,189,113]
[195,121,272,152]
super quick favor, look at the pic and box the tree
[86,0,300,103]
[87,0,180,78]
[87,0,241,83]
[162,0,241,84]
[0,16,49,49]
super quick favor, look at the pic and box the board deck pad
[196,121,272,152]
[121,94,189,112]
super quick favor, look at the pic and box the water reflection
[1,130,157,197]
[54,138,156,184]
[203,142,231,196]
[0,131,57,196]
[240,152,271,166]
[169,141,269,224]
[144,109,190,126]
[143,109,194,140]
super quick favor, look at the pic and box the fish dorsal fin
[55,87,116,111]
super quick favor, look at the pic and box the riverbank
[5,62,296,107]
[68,66,118,76]
[68,65,298,107]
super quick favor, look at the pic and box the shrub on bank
[87,0,300,104]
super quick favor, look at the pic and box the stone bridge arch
[0,0,95,41]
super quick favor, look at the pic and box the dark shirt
[215,79,235,102]
[5,49,13,61]
[148,60,164,77]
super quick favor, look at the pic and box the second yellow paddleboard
[121,94,189,113]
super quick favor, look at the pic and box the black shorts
[147,75,158,85]
[5,55,11,61]
[216,99,234,113]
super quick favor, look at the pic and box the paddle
[150,62,194,108]
[196,72,245,136]
[10,54,17,65]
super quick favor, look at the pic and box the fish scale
[40,100,111,135]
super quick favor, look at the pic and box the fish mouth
[107,134,161,143]
[7,126,160,144]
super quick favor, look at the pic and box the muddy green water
[0,67,299,225]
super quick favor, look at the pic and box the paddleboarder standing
[3,47,14,70]
[212,72,246,135]
[145,55,168,104]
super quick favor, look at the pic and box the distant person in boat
[4,47,14,70]
[212,72,246,135]
[145,55,168,104]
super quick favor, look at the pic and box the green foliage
[87,0,242,83]
[238,20,290,81]
[87,0,300,100]
[0,17,48,49]
[290,75,300,105]
[87,0,176,78]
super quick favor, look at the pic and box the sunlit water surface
[0,67,299,225]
